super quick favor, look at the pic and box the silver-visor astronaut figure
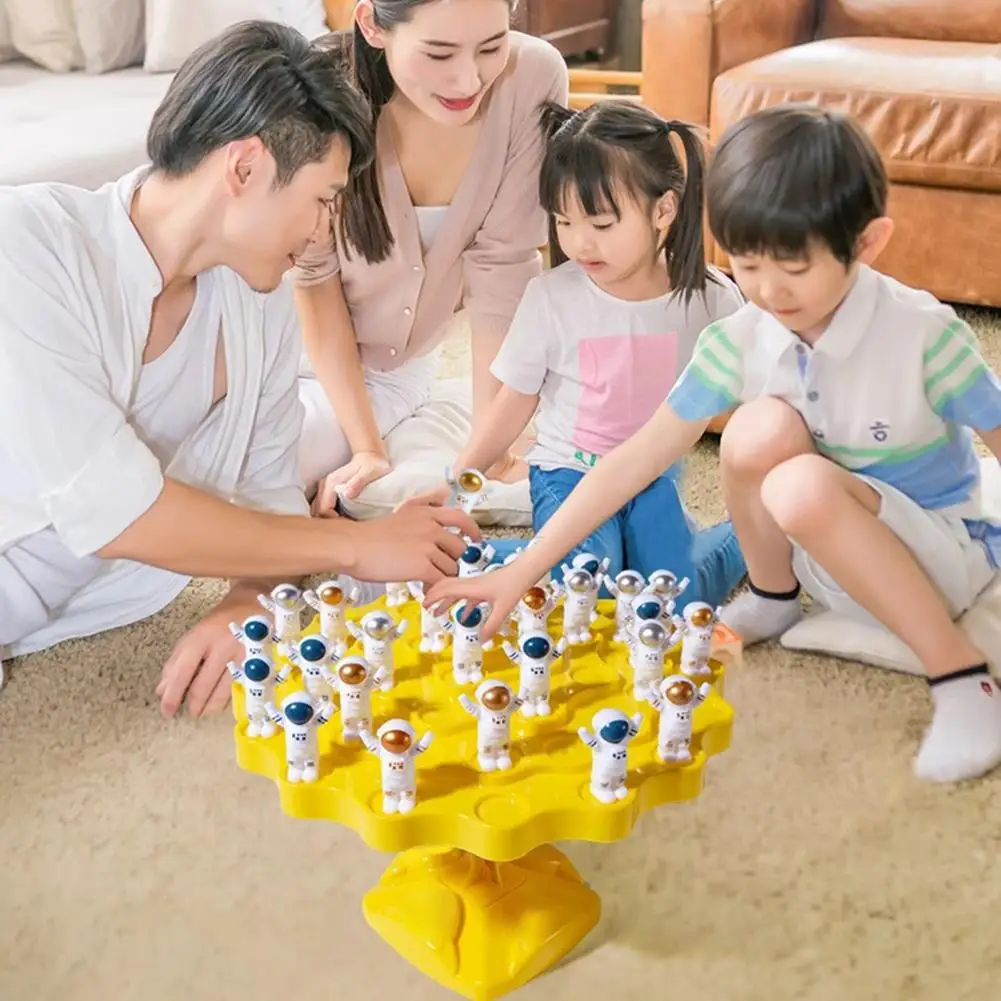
[628,619,677,700]
[459,679,523,771]
[229,614,278,662]
[258,583,307,643]
[347,610,407,691]
[407,581,450,654]
[385,581,411,607]
[360,718,433,814]
[606,569,646,643]
[679,602,721,681]
[578,708,643,804]
[321,656,388,741]
[281,635,338,703]
[646,674,712,763]
[560,553,609,645]
[503,628,567,718]
[509,584,559,638]
[643,569,690,611]
[265,691,337,783]
[227,655,291,737]
[303,577,360,653]
[458,537,496,578]
[446,466,488,515]
[446,602,493,684]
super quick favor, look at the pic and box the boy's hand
[424,562,529,642]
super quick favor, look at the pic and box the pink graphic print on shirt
[572,332,680,457]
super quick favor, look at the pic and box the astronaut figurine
[644,569,690,612]
[503,628,567,718]
[458,537,496,577]
[560,555,609,645]
[265,690,337,783]
[628,618,681,701]
[509,583,560,639]
[606,569,646,643]
[347,610,407,691]
[445,466,488,515]
[459,679,523,771]
[385,582,411,608]
[578,708,643,804]
[646,674,712,763]
[406,581,451,654]
[258,583,307,644]
[229,614,278,662]
[678,602,721,682]
[359,718,433,815]
[281,635,338,703]
[320,655,389,742]
[445,602,493,684]
[303,577,359,653]
[226,655,292,737]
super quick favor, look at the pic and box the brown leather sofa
[640,0,1001,308]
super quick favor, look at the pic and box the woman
[292,0,569,515]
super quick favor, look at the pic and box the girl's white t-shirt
[490,260,745,471]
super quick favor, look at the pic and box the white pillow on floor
[336,377,533,528]
[780,457,1001,676]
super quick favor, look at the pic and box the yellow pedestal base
[363,845,601,1001]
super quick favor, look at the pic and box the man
[0,21,476,719]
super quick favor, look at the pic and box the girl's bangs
[540,137,623,218]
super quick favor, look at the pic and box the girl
[292,0,569,514]
[417,99,747,605]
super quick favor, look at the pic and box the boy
[424,104,1001,784]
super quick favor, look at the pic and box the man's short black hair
[706,104,888,266]
[147,19,374,186]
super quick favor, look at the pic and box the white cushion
[780,457,1001,675]
[144,0,328,73]
[5,0,82,73]
[0,61,174,187]
[73,0,145,74]
[336,377,534,529]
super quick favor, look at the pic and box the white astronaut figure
[459,679,523,771]
[678,602,721,681]
[226,655,292,737]
[646,674,712,763]
[385,581,411,607]
[445,602,494,684]
[445,466,488,515]
[502,628,567,718]
[458,537,496,578]
[627,618,680,701]
[406,581,451,654]
[258,583,307,643]
[265,691,337,783]
[347,610,407,691]
[644,569,690,611]
[229,614,278,661]
[578,708,643,804]
[559,559,607,645]
[320,656,389,742]
[281,635,338,703]
[302,578,359,653]
[605,569,646,643]
[509,584,560,638]
[359,718,433,814]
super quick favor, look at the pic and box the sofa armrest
[641,0,818,125]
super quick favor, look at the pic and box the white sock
[915,667,1001,783]
[719,583,803,646]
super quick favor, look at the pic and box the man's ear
[223,137,267,197]
[856,216,894,266]
[354,1,386,48]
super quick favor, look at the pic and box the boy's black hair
[538,99,718,306]
[706,104,888,266]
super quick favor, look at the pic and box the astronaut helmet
[571,552,602,578]
[685,602,717,629]
[632,593,665,622]
[297,636,330,663]
[659,674,698,706]
[614,570,645,595]
[455,467,485,495]
[637,620,667,649]
[281,691,316,725]
[592,707,634,744]
[243,657,272,683]
[377,718,415,753]
[521,630,552,660]
[361,610,394,640]
[647,570,682,596]
[564,568,594,595]
[520,585,550,613]
[459,542,486,569]
[336,656,370,687]
[271,583,302,610]
[476,679,513,711]
[241,615,272,643]
[316,580,345,606]
[452,602,485,629]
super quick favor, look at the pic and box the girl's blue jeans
[488,464,746,609]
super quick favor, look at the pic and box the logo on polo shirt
[869,421,890,442]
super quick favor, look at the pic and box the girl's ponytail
[538,100,577,268]
[662,120,708,305]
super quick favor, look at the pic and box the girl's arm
[455,385,539,476]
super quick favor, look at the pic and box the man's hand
[312,450,392,516]
[156,585,262,719]
[403,480,452,510]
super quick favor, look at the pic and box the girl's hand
[311,450,392,517]
[424,561,530,641]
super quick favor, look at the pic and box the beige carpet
[4,306,1001,1001]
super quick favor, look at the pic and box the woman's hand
[311,450,392,517]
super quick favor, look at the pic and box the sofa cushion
[0,61,174,188]
[820,0,1001,46]
[712,38,1001,195]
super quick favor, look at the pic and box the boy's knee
[719,398,814,478]
[760,454,832,535]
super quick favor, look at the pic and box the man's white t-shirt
[0,167,308,658]
[490,260,745,472]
